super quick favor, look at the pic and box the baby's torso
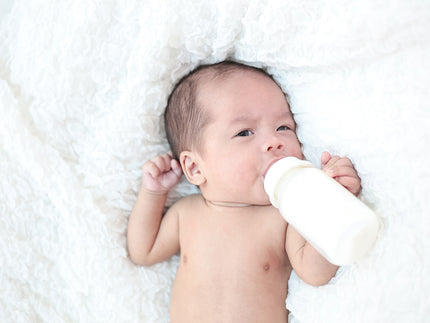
[170,195,292,323]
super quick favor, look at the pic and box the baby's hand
[142,153,182,194]
[321,152,361,196]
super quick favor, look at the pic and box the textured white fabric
[1,0,429,322]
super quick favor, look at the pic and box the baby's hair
[164,61,275,160]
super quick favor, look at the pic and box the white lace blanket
[1,1,429,322]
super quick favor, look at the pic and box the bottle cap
[264,157,313,207]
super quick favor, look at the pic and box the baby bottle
[264,157,379,265]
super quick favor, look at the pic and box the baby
[127,61,362,323]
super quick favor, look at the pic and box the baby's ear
[179,151,206,186]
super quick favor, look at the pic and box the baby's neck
[205,199,253,208]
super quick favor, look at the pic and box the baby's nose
[266,144,283,151]
[264,139,284,152]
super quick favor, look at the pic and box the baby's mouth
[263,157,284,178]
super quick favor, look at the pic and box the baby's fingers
[322,156,361,196]
[141,153,182,193]
[170,159,183,178]
[322,155,345,170]
[143,161,161,179]
[321,151,332,167]
[324,163,356,179]
[155,153,174,171]
[143,153,172,178]
[335,175,362,196]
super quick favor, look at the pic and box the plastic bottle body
[264,157,379,265]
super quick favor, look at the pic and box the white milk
[264,157,379,265]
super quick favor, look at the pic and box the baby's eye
[236,129,254,137]
[277,125,290,131]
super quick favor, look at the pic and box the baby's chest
[180,214,290,275]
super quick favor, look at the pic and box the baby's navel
[263,263,270,271]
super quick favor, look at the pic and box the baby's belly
[169,258,291,323]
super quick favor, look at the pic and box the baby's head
[164,61,302,205]
[165,61,272,160]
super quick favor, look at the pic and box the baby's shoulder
[169,193,205,213]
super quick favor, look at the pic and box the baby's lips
[263,157,284,178]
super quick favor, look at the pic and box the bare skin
[127,69,361,322]
[169,195,291,323]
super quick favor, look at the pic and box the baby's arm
[127,153,182,266]
[286,226,339,286]
[286,152,362,286]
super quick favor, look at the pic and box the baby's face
[196,70,303,205]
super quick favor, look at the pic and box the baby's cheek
[236,168,255,184]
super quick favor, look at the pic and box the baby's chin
[245,188,272,206]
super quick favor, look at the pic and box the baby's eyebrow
[228,110,293,125]
[229,115,253,124]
